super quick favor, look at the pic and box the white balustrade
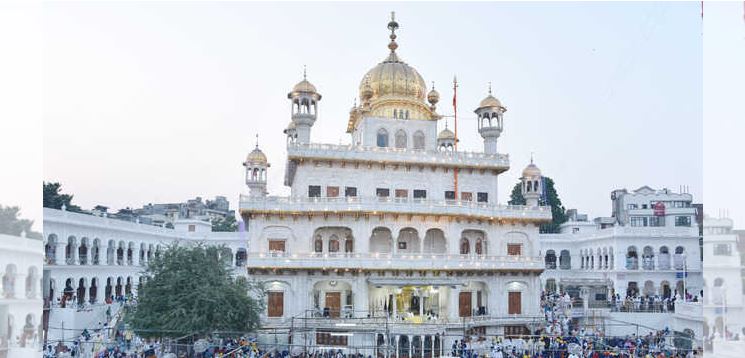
[240,195,552,221]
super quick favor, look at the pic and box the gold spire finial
[256,133,259,149]
[431,81,435,91]
[387,11,399,53]
[488,82,492,95]
[303,65,307,81]
[530,152,534,164]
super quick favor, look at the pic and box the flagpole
[453,76,459,200]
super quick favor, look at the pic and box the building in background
[87,196,234,228]
[539,186,703,340]
[0,232,43,358]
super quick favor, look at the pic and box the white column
[55,242,66,265]
[408,335,412,358]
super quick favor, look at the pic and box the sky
[34,2,710,224]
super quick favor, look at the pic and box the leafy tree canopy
[508,176,567,233]
[43,182,82,212]
[126,244,263,338]
[211,214,237,232]
[0,205,42,239]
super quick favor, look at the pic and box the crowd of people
[607,291,700,313]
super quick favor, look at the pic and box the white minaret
[475,83,506,154]
[244,136,270,198]
[521,156,542,207]
[287,67,321,144]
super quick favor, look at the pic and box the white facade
[42,208,247,342]
[538,186,703,349]
[239,16,552,355]
[702,217,743,340]
[0,233,43,357]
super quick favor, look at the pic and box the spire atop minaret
[303,65,307,81]
[255,133,259,149]
[488,81,492,95]
[530,152,534,164]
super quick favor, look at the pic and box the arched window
[377,128,389,147]
[329,235,340,253]
[460,238,470,255]
[413,131,425,150]
[559,250,571,269]
[314,235,323,253]
[626,246,638,270]
[394,130,407,149]
[545,250,557,269]
[344,236,353,253]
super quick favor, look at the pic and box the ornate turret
[521,156,542,207]
[437,121,455,151]
[288,66,321,144]
[244,136,270,198]
[475,83,507,154]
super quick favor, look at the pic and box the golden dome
[522,163,541,178]
[437,128,455,140]
[245,147,268,165]
[347,13,437,133]
[291,79,317,94]
[479,94,504,109]
[359,53,427,103]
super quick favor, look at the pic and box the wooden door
[268,292,284,317]
[326,292,341,318]
[508,292,521,314]
[459,292,472,317]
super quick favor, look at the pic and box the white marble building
[0,233,43,357]
[42,208,247,343]
[702,217,743,339]
[239,15,551,355]
[539,186,703,304]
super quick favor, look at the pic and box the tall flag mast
[453,76,459,200]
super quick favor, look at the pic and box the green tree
[126,244,263,338]
[508,176,567,233]
[211,214,237,232]
[0,205,42,239]
[43,182,82,212]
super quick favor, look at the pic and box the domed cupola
[287,67,321,144]
[348,12,437,133]
[521,156,543,207]
[475,83,507,154]
[244,136,270,198]
[437,121,455,151]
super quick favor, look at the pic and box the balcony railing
[240,196,552,221]
[245,252,543,270]
[287,143,510,170]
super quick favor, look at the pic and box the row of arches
[377,128,426,150]
[45,234,250,268]
[49,275,142,307]
[580,247,614,270]
[45,234,163,266]
[4,313,38,349]
[2,264,40,299]
[375,334,443,358]
[626,245,686,270]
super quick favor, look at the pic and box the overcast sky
[37,2,709,224]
